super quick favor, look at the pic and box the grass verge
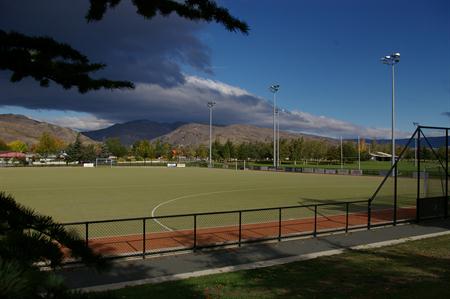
[106,234,450,299]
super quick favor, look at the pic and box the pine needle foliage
[86,0,249,34]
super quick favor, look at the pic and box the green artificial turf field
[0,167,419,224]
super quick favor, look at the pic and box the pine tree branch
[86,0,249,34]
[0,30,134,93]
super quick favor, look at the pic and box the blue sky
[203,0,450,131]
[0,0,449,137]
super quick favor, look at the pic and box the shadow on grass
[60,219,450,299]
[110,236,450,299]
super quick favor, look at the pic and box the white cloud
[185,76,251,97]
[40,115,113,131]
[0,75,411,139]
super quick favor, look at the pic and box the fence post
[345,202,349,233]
[367,200,371,230]
[313,205,317,237]
[278,208,282,241]
[238,211,242,247]
[142,218,146,259]
[85,222,89,247]
[193,214,197,251]
[417,128,421,222]
[394,163,398,226]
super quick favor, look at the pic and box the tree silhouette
[0,0,248,93]
[86,0,249,34]
[0,192,109,298]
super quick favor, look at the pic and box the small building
[0,151,26,159]
[0,151,27,165]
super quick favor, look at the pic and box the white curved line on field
[151,186,297,231]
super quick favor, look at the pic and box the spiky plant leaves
[0,192,113,298]
[0,258,36,299]
[0,192,107,269]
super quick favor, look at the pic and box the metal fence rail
[60,125,448,262]
[62,199,419,261]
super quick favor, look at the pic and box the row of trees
[1,132,446,163]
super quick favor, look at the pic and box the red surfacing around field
[85,207,416,257]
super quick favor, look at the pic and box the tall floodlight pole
[277,108,285,168]
[358,136,361,170]
[340,136,343,169]
[276,108,280,168]
[269,84,280,168]
[207,101,216,167]
[381,52,400,167]
[413,122,419,167]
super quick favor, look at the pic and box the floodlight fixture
[381,53,400,65]
[269,84,280,93]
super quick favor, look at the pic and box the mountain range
[1,114,448,148]
[156,123,332,146]
[82,120,185,145]
[0,114,95,145]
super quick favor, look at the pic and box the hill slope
[0,114,95,145]
[83,120,185,145]
[157,123,333,146]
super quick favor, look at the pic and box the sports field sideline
[0,166,417,224]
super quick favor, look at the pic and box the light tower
[381,52,400,166]
[269,84,280,168]
[207,101,216,167]
[413,122,419,167]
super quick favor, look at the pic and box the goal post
[95,158,115,168]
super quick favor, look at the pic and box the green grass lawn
[0,167,422,225]
[107,234,450,299]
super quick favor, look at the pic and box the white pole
[273,92,277,168]
[207,101,216,167]
[209,106,212,166]
[340,136,343,169]
[277,109,280,168]
[392,64,396,167]
[413,123,419,167]
[415,136,417,167]
[358,136,361,170]
[244,160,246,170]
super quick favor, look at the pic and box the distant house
[0,151,27,165]
[0,151,26,159]
[369,151,396,161]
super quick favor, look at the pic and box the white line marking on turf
[75,229,450,293]
[151,188,267,231]
[151,187,299,231]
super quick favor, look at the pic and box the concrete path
[59,218,450,292]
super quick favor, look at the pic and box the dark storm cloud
[0,76,404,138]
[442,112,450,118]
[0,1,401,138]
[0,0,211,87]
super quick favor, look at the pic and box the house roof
[0,152,26,158]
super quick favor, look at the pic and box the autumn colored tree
[7,140,28,153]
[34,132,65,157]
